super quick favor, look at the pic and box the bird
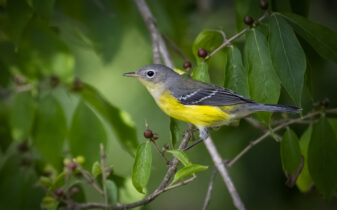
[124,64,301,150]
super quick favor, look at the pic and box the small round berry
[163,144,170,150]
[244,16,254,26]
[75,156,85,165]
[42,171,52,177]
[197,48,208,58]
[50,75,59,88]
[70,187,79,194]
[152,133,159,140]
[260,0,269,10]
[72,78,83,91]
[320,98,329,107]
[144,129,153,139]
[67,161,77,170]
[55,188,64,197]
[183,61,192,70]
[17,142,29,153]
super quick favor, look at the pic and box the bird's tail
[247,103,301,113]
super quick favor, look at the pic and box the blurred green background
[1,0,337,209]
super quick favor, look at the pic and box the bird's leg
[183,127,209,151]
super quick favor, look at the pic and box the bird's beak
[123,72,138,77]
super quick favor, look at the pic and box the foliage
[0,0,337,209]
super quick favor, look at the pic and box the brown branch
[151,139,170,165]
[134,0,173,68]
[77,165,104,195]
[112,128,192,209]
[202,167,217,210]
[227,108,337,168]
[203,137,245,210]
[207,12,270,59]
[100,144,108,207]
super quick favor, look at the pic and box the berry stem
[207,12,270,59]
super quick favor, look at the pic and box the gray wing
[172,86,255,106]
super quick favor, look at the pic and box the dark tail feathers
[248,103,301,113]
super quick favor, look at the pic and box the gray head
[123,64,179,86]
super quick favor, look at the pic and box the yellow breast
[156,91,234,127]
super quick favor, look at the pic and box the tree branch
[112,128,192,209]
[202,167,217,210]
[203,137,245,210]
[207,12,270,59]
[227,108,337,167]
[100,144,108,207]
[134,0,174,68]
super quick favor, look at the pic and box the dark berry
[70,187,79,194]
[152,133,159,140]
[42,171,52,177]
[144,129,153,139]
[50,75,59,88]
[183,61,192,70]
[19,158,32,167]
[163,144,170,150]
[72,78,83,91]
[320,98,329,107]
[244,16,254,26]
[197,48,208,58]
[17,142,29,153]
[67,161,77,170]
[55,188,64,197]
[260,0,269,10]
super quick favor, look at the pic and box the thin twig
[202,167,217,210]
[113,127,192,209]
[162,34,189,60]
[203,137,245,210]
[151,140,170,165]
[207,12,270,58]
[227,109,337,167]
[77,165,104,195]
[100,144,108,207]
[78,176,195,209]
[134,0,173,68]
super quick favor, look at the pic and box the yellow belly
[157,91,234,127]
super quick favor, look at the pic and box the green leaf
[10,91,36,141]
[192,61,210,83]
[68,101,107,170]
[18,20,74,81]
[57,0,124,62]
[73,83,138,155]
[280,128,301,174]
[235,0,264,31]
[32,0,55,20]
[296,126,313,192]
[224,46,249,97]
[169,118,185,148]
[167,150,191,167]
[172,164,208,184]
[105,180,118,205]
[244,29,281,124]
[91,161,101,178]
[308,117,337,198]
[268,15,306,106]
[132,141,152,194]
[33,95,67,170]
[279,12,337,64]
[192,30,224,62]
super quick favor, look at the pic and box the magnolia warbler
[124,64,301,150]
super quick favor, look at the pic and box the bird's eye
[146,70,155,78]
